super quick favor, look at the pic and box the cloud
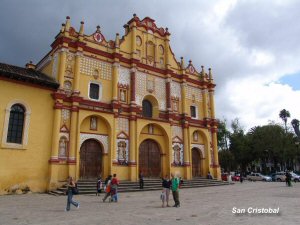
[0,0,299,131]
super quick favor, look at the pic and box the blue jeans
[66,189,79,211]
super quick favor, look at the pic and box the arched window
[7,104,25,144]
[142,100,152,118]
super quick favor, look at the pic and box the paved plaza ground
[1,181,300,225]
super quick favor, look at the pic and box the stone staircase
[49,177,232,196]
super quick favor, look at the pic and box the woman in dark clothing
[161,175,171,207]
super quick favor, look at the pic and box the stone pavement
[1,181,300,225]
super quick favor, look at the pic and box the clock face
[93,33,103,43]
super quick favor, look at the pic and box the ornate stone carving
[172,143,184,165]
[80,56,112,80]
[119,67,131,86]
[186,85,202,102]
[61,109,70,124]
[191,144,205,158]
[80,133,108,153]
[135,71,166,110]
[116,139,129,165]
[171,81,181,99]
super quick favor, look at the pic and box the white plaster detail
[186,85,202,102]
[80,56,112,80]
[62,109,70,124]
[119,67,131,86]
[172,126,183,139]
[171,81,181,99]
[191,144,205,158]
[117,132,127,139]
[117,118,129,135]
[135,71,166,110]
[80,133,108,153]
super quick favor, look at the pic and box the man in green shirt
[171,173,180,207]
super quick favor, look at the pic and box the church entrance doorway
[192,148,201,177]
[139,139,161,178]
[80,139,102,179]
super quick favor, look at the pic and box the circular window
[136,36,142,46]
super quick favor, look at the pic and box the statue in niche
[193,131,199,141]
[118,141,127,164]
[90,117,97,130]
[59,137,67,158]
[173,145,181,165]
[120,90,126,102]
[173,101,178,111]
[148,124,154,134]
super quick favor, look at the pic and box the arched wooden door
[139,139,161,177]
[192,148,201,177]
[80,139,102,179]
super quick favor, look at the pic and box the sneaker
[76,203,80,209]
[65,208,69,212]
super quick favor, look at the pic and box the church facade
[0,15,220,193]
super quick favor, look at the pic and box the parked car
[290,172,300,182]
[247,173,272,181]
[221,173,228,181]
[270,173,276,181]
[232,174,241,181]
[274,172,286,182]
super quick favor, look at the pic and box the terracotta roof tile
[0,62,59,89]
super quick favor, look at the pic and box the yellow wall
[0,80,55,193]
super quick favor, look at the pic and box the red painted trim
[128,161,137,166]
[67,159,76,164]
[48,158,60,163]
[80,131,108,136]
[51,36,72,49]
[130,71,136,102]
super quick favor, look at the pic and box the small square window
[89,83,100,100]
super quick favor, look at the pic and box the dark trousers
[172,190,180,206]
[139,179,144,189]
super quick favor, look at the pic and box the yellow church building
[0,15,220,194]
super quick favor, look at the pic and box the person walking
[171,173,180,207]
[139,172,144,189]
[102,175,112,202]
[65,177,79,211]
[96,177,102,196]
[110,174,120,202]
[161,175,171,207]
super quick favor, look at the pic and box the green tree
[218,150,236,172]
[217,119,230,151]
[229,118,252,172]
[279,109,291,133]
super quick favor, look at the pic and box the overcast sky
[1,0,300,132]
